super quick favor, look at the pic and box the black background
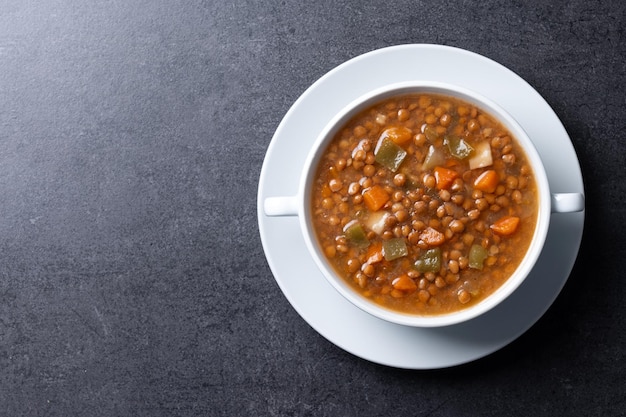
[1,1,624,416]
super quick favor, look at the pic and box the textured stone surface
[0,0,624,416]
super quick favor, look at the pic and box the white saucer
[257,44,585,369]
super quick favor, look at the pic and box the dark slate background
[1,1,624,416]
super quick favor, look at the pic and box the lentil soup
[311,93,538,316]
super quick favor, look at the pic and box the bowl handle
[551,193,585,213]
[264,196,299,216]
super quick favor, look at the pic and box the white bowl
[264,80,584,327]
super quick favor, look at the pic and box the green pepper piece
[343,220,369,248]
[469,244,489,270]
[414,248,441,273]
[423,125,440,143]
[374,137,407,172]
[444,135,474,159]
[382,238,408,261]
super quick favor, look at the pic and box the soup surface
[311,93,538,315]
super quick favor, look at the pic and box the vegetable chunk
[445,135,474,159]
[418,227,446,246]
[490,216,520,235]
[380,126,413,146]
[469,141,493,169]
[414,248,442,273]
[363,185,390,212]
[392,274,417,292]
[375,137,407,172]
[343,220,369,248]
[469,244,488,270]
[473,170,499,193]
[383,238,408,261]
[433,166,459,190]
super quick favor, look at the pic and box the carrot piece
[381,126,413,146]
[392,274,417,292]
[474,169,499,193]
[366,242,383,264]
[418,227,446,246]
[490,216,520,236]
[433,166,459,190]
[363,185,390,212]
